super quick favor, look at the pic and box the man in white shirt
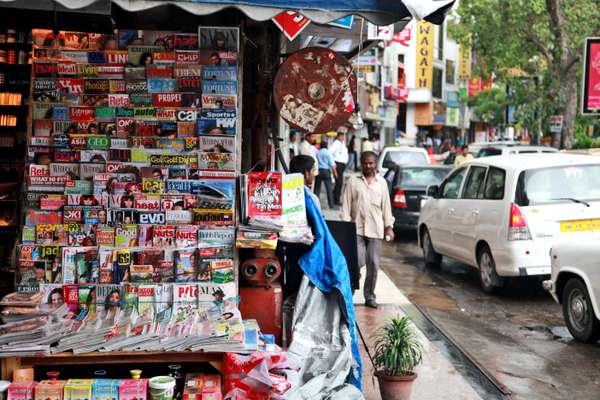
[342,151,395,308]
[298,132,318,178]
[329,128,349,206]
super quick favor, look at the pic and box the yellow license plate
[560,219,600,232]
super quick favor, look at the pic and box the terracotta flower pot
[375,371,417,400]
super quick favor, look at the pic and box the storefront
[0,1,454,398]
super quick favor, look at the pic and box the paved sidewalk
[353,269,483,400]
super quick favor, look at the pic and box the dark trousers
[334,162,346,204]
[314,168,335,208]
[357,235,382,303]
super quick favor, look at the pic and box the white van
[418,154,600,293]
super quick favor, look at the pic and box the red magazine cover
[246,172,283,218]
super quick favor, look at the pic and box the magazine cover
[198,135,235,154]
[202,66,237,81]
[130,265,153,283]
[197,152,235,171]
[176,225,198,248]
[192,178,235,211]
[197,110,236,135]
[198,228,235,248]
[98,247,115,283]
[246,171,283,218]
[154,283,173,322]
[96,284,122,319]
[172,283,198,322]
[137,285,155,321]
[174,248,197,282]
[122,283,138,312]
[198,26,239,51]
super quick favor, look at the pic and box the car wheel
[478,245,504,294]
[562,278,600,343]
[422,228,441,268]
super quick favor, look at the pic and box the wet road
[381,234,600,400]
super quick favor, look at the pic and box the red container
[239,284,282,345]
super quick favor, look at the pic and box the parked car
[383,164,452,232]
[378,147,430,175]
[476,145,558,158]
[418,153,600,293]
[468,140,520,156]
[544,241,600,342]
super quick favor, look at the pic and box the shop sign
[458,44,471,81]
[549,115,563,134]
[582,38,600,114]
[415,21,434,89]
[272,11,311,41]
[328,16,354,30]
[446,107,459,127]
[414,103,432,126]
[433,102,446,125]
[447,91,460,107]
[367,23,394,41]
[391,28,411,47]
[468,77,483,97]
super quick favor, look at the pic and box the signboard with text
[582,37,600,115]
[415,21,434,89]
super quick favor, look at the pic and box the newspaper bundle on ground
[0,282,260,356]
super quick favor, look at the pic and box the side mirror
[426,184,439,198]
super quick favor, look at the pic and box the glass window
[483,167,506,200]
[477,148,502,157]
[382,151,429,168]
[432,68,443,99]
[463,166,487,199]
[445,60,455,84]
[517,165,600,206]
[399,168,449,187]
[440,168,466,199]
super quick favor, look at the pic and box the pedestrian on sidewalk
[347,135,358,171]
[329,128,349,206]
[314,140,337,209]
[341,151,395,308]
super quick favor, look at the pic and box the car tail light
[393,188,407,208]
[508,203,532,241]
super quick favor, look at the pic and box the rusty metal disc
[273,47,357,134]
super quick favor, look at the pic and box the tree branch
[524,31,553,63]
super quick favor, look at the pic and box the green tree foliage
[453,0,600,147]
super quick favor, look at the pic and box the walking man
[329,128,349,205]
[342,151,394,308]
[314,140,337,209]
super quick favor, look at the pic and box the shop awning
[0,0,455,25]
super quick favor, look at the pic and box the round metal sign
[273,47,357,134]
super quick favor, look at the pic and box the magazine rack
[0,351,224,380]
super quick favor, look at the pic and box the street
[381,233,600,400]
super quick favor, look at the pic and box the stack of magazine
[0,284,261,357]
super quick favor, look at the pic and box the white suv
[418,154,600,293]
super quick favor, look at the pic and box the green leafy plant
[373,316,423,376]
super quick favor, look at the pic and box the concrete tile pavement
[354,269,483,400]
[318,189,482,399]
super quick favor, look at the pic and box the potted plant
[373,316,424,400]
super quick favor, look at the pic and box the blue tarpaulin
[299,187,363,389]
